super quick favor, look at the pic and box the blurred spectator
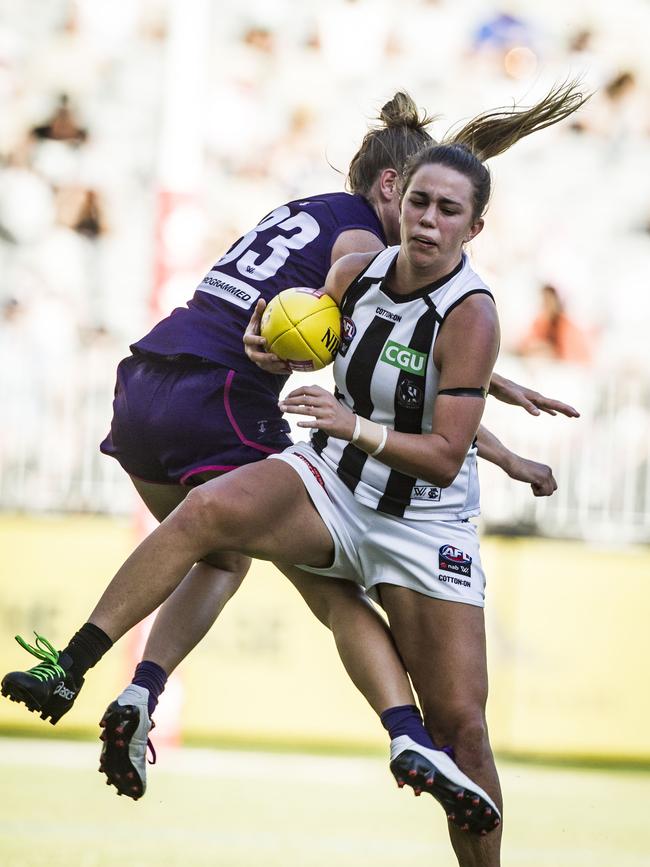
[57,187,108,240]
[29,93,87,145]
[516,283,594,366]
[469,10,539,80]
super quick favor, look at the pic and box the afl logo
[338,316,357,357]
[438,545,472,577]
[342,316,356,341]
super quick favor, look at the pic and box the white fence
[1,352,649,544]
[479,359,650,545]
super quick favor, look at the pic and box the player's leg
[281,566,415,714]
[87,459,334,645]
[379,585,502,864]
[129,475,250,676]
[283,566,452,801]
[98,476,253,798]
[90,461,333,797]
[0,475,249,726]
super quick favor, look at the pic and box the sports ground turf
[0,738,648,866]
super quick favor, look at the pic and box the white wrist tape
[351,415,388,457]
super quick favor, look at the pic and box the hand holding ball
[260,287,341,371]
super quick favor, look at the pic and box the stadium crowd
[1,0,649,540]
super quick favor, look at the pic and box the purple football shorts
[100,352,292,485]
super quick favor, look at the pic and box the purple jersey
[132,193,385,393]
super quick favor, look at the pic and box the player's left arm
[476,425,557,497]
[280,293,499,487]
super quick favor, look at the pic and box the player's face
[400,163,483,274]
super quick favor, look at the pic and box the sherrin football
[260,287,341,371]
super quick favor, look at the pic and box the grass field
[0,738,648,866]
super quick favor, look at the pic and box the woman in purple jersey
[2,93,576,819]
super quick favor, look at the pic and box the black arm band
[437,387,487,399]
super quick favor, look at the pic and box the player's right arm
[330,229,385,265]
[323,250,377,304]
[489,372,580,418]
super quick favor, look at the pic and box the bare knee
[201,549,251,579]
[425,703,490,764]
[178,483,252,549]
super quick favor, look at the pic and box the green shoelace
[14,632,65,682]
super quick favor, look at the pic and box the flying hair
[445,79,590,160]
[401,79,590,220]
[346,92,435,197]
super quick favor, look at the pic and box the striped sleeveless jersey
[311,246,494,520]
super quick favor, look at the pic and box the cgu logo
[380,340,427,376]
[321,327,341,354]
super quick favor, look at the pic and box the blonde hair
[346,92,435,197]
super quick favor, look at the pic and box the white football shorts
[269,442,486,608]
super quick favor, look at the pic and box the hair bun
[379,92,435,131]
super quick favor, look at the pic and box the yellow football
[260,287,341,371]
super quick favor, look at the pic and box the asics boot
[99,684,155,800]
[1,632,83,724]
[390,734,501,835]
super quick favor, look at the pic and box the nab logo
[321,327,341,355]
[438,544,472,577]
[380,340,427,376]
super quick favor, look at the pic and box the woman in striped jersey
[271,83,587,863]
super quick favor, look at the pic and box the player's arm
[280,294,500,487]
[488,371,580,418]
[322,250,377,304]
[330,229,385,265]
[476,425,557,497]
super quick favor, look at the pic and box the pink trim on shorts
[179,465,239,485]
[224,370,281,456]
[128,472,182,486]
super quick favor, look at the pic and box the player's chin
[408,237,438,258]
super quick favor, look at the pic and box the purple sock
[132,660,168,717]
[380,704,436,750]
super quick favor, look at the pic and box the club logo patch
[438,544,472,577]
[338,316,357,357]
[398,379,424,409]
[412,485,441,501]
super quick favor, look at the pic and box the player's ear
[465,218,484,243]
[379,168,399,201]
